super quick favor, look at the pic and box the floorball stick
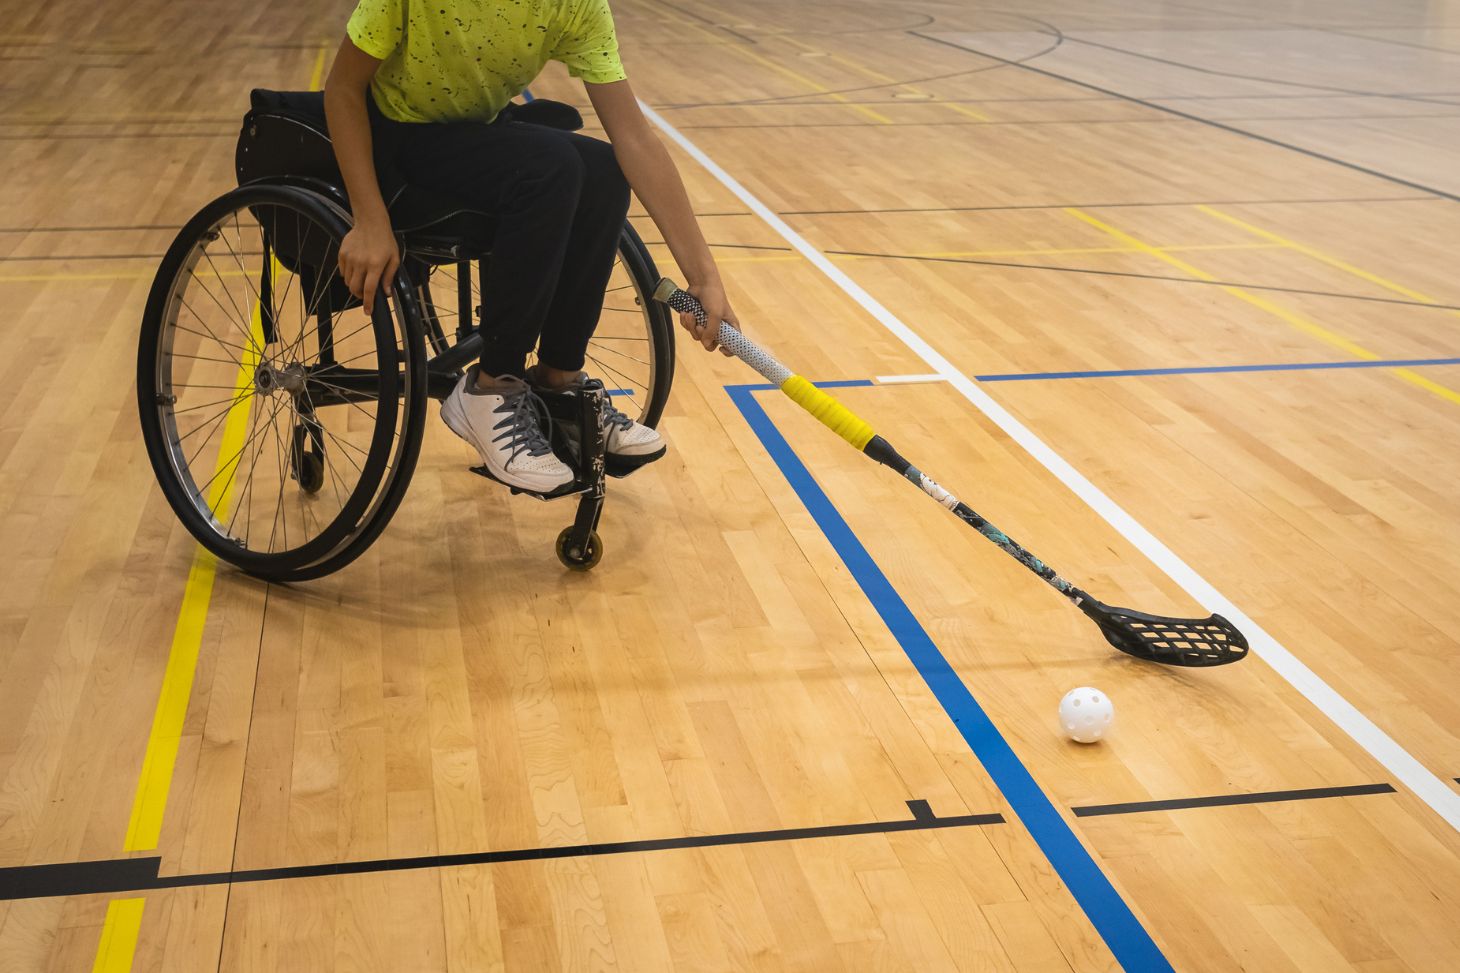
[654,278,1248,667]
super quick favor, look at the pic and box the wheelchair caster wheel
[291,422,326,494]
[555,527,603,571]
[297,451,325,494]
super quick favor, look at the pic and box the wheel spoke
[191,394,279,502]
[586,341,651,367]
[585,352,645,395]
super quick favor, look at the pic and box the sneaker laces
[601,397,635,433]
[491,386,556,463]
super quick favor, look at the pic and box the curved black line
[640,0,936,41]
[1063,34,1460,108]
[909,31,1460,203]
[651,6,1067,110]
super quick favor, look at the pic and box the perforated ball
[1059,687,1114,743]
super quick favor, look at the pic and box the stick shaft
[863,436,1077,597]
[653,278,1081,601]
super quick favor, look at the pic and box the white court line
[875,373,950,385]
[639,100,1460,833]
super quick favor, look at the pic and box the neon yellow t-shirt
[346,0,626,124]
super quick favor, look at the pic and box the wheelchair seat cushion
[235,88,585,248]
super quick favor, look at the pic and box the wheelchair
[137,89,674,580]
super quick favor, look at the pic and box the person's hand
[338,217,400,315]
[679,278,741,357]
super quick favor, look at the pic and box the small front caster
[555,527,603,571]
[291,423,325,494]
[297,450,325,493]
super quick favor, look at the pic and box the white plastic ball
[1059,686,1114,743]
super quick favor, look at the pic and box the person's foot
[597,396,666,463]
[440,368,574,493]
[528,366,667,468]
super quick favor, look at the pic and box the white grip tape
[657,280,792,384]
[718,323,792,384]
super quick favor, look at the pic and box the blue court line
[726,379,1170,972]
[976,355,1460,382]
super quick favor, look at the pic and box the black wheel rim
[143,188,405,567]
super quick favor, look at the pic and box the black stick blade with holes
[1076,595,1249,667]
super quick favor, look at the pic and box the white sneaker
[440,369,574,493]
[599,397,666,460]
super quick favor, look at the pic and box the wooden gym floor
[4,0,1460,969]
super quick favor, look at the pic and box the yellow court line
[1195,204,1460,314]
[308,42,329,91]
[649,3,892,124]
[647,239,1279,262]
[91,899,146,973]
[4,244,1281,280]
[914,241,1282,260]
[1,269,249,283]
[720,43,893,125]
[0,270,156,282]
[94,47,331,968]
[124,293,265,851]
[771,32,990,121]
[1067,208,1460,406]
[0,110,236,124]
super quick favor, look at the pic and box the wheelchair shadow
[243,470,668,631]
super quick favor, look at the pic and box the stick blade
[1083,599,1249,667]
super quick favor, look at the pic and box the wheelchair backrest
[234,90,358,315]
[236,89,343,195]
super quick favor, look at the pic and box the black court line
[637,238,1460,312]
[909,31,1460,204]
[820,248,1460,311]
[1315,26,1460,57]
[1073,783,1396,817]
[0,800,1005,902]
[674,111,1460,132]
[0,223,193,234]
[778,195,1438,216]
[665,91,1460,109]
[0,132,232,142]
[0,252,168,262]
[0,195,1433,235]
[0,117,236,126]
[1059,34,1460,109]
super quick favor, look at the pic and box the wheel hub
[254,361,307,397]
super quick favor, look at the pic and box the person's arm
[323,37,399,313]
[587,79,737,354]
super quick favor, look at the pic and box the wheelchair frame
[137,91,673,578]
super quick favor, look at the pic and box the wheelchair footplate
[470,378,608,570]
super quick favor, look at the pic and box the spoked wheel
[138,183,427,581]
[418,221,675,425]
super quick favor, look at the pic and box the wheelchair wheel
[419,220,675,426]
[138,183,427,581]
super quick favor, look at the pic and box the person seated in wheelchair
[326,0,738,494]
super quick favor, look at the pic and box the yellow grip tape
[780,375,876,450]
